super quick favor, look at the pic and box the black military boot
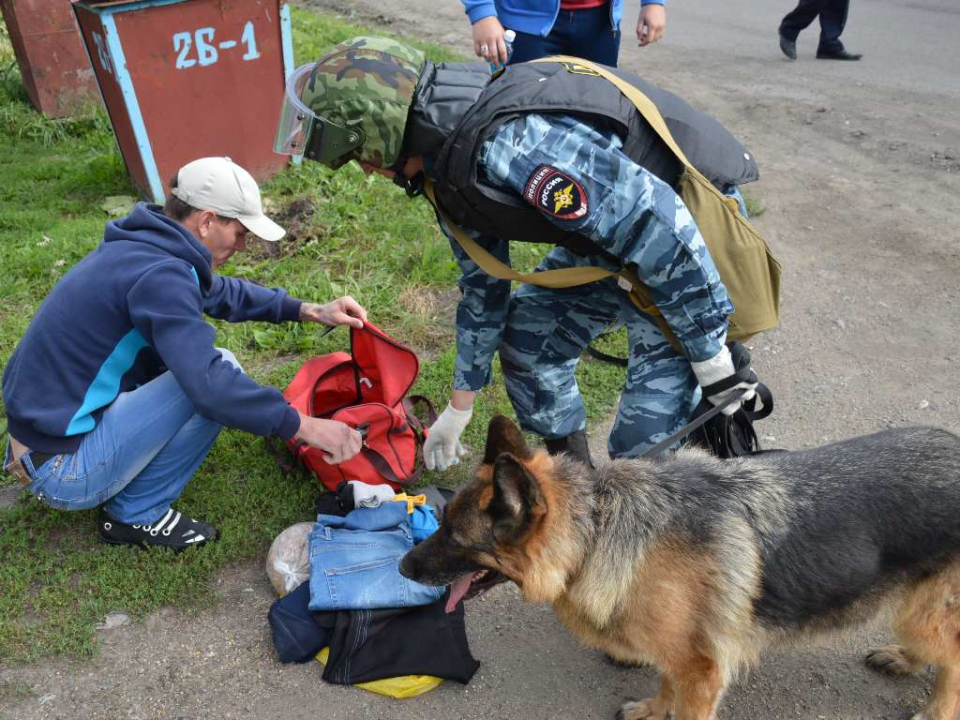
[544,429,594,468]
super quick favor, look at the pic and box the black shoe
[778,33,797,60]
[816,47,862,60]
[544,429,595,469]
[98,507,218,550]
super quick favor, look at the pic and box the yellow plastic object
[315,647,444,698]
[391,493,427,514]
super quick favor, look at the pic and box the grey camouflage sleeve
[480,113,732,362]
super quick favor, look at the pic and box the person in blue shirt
[463,0,665,68]
[3,157,367,551]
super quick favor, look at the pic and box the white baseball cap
[171,157,285,242]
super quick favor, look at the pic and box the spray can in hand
[489,29,516,73]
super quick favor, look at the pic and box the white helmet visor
[274,64,317,156]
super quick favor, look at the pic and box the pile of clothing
[265,481,480,697]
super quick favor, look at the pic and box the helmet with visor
[274,37,426,170]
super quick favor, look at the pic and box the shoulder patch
[523,165,588,220]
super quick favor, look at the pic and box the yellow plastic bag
[315,647,444,698]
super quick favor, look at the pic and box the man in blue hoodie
[3,157,367,551]
[464,0,666,69]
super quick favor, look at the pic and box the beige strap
[423,181,673,345]
[423,182,617,289]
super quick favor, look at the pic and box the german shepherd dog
[400,416,960,720]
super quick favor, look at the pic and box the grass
[743,191,766,218]
[0,7,626,663]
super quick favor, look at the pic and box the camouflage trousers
[499,250,700,460]
[498,186,745,460]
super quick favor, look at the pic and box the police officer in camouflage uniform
[274,36,760,469]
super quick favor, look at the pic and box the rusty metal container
[1,0,99,117]
[72,0,295,203]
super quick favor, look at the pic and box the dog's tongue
[446,572,479,614]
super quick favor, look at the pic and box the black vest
[409,60,758,248]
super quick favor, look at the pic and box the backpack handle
[360,444,423,486]
[403,395,438,435]
[265,435,305,476]
[403,395,438,483]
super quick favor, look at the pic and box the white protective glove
[690,343,758,416]
[424,402,473,471]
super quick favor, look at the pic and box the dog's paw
[865,645,922,676]
[616,698,672,720]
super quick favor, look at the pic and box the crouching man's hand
[300,296,367,329]
[296,413,363,464]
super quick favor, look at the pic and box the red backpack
[279,323,434,492]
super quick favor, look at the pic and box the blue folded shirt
[410,504,439,543]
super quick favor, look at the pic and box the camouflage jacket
[440,113,733,392]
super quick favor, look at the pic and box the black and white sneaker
[97,507,218,551]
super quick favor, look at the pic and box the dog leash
[641,389,750,460]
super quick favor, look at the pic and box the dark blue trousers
[779,0,851,52]
[508,5,621,66]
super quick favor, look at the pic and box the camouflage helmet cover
[300,36,426,169]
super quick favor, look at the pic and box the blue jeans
[309,503,446,611]
[10,348,238,525]
[509,5,621,66]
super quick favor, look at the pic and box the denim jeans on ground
[10,348,238,525]
[309,502,445,611]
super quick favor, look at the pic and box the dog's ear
[484,415,531,464]
[489,452,544,543]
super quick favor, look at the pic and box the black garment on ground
[268,582,331,663]
[269,583,480,684]
[335,481,356,511]
[315,487,352,517]
[322,589,479,685]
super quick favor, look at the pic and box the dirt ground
[3,1,959,719]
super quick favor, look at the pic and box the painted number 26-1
[173,20,260,69]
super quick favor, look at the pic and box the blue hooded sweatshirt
[460,0,664,38]
[3,203,302,454]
